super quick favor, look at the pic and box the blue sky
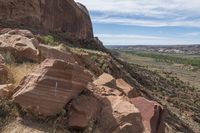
[76,0,200,45]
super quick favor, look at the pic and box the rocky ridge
[0,28,167,133]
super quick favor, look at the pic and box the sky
[75,0,200,45]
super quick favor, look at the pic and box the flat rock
[68,95,100,129]
[13,59,92,116]
[131,97,166,133]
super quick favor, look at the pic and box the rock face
[131,97,166,133]
[98,96,144,133]
[0,29,38,62]
[0,54,10,84]
[13,59,92,116]
[68,95,100,129]
[0,0,93,40]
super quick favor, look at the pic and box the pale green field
[117,51,200,89]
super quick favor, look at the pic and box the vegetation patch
[125,51,200,68]
[7,63,38,86]
[0,99,19,129]
[41,35,59,46]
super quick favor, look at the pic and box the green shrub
[126,51,200,68]
[102,63,109,71]
[41,35,59,46]
[90,55,98,61]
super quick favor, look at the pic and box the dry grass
[6,63,38,86]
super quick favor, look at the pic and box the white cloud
[96,34,168,40]
[76,0,200,16]
[182,32,200,37]
[96,33,200,45]
[93,16,200,27]
[76,0,200,27]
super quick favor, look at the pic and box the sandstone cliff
[0,0,93,40]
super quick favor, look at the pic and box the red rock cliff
[0,0,93,40]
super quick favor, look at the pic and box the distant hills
[107,44,200,54]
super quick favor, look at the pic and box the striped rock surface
[13,59,92,116]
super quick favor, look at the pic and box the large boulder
[0,29,38,62]
[0,54,10,84]
[130,97,166,133]
[97,96,144,133]
[68,95,101,130]
[13,59,92,116]
[0,0,93,40]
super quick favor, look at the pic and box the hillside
[0,0,199,133]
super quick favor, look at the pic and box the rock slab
[131,97,166,133]
[13,59,92,116]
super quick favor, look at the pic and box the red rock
[13,59,92,116]
[68,95,100,129]
[130,97,166,133]
[0,84,14,98]
[0,54,10,84]
[0,54,5,64]
[0,0,93,40]
[93,73,138,98]
[116,78,138,98]
[38,44,76,63]
[93,73,115,87]
[0,84,9,97]
[97,85,122,96]
[0,29,38,62]
[98,96,144,133]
